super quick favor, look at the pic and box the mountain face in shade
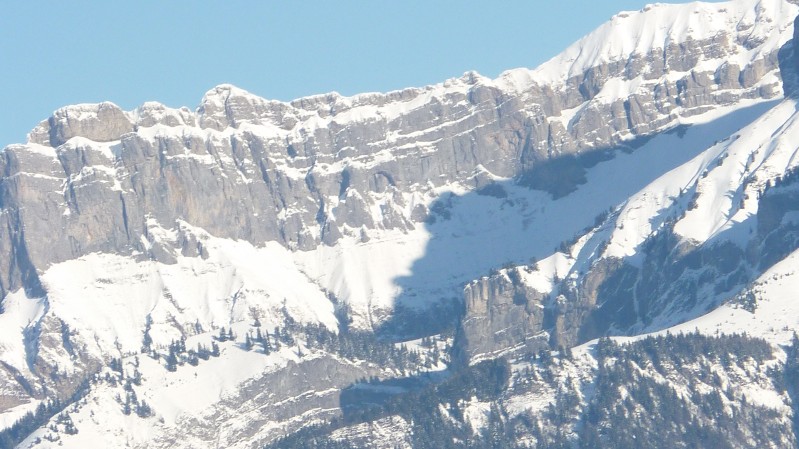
[2,1,799,448]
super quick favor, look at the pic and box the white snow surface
[597,96,799,265]
[25,220,338,359]
[527,0,797,85]
[15,341,319,449]
[461,397,491,434]
[674,99,799,243]
[0,289,47,377]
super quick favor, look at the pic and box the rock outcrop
[457,271,548,364]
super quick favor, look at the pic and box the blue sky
[1,1,718,148]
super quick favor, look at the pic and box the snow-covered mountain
[2,0,799,447]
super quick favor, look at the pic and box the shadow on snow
[376,99,779,341]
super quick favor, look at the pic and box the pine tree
[165,346,178,372]
[62,414,78,435]
[136,400,153,418]
[197,343,209,360]
[263,334,272,355]
[109,358,123,376]
[187,350,199,366]
[142,330,152,353]
[178,336,187,353]
[142,315,153,353]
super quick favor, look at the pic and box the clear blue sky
[1,1,717,148]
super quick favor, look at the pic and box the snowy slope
[598,93,799,340]
[513,95,799,297]
[603,97,799,260]
[524,0,796,85]
[655,247,799,345]
[0,221,337,370]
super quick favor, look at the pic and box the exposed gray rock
[29,102,134,147]
[457,270,548,364]
[151,355,391,449]
[135,102,195,128]
[329,416,412,449]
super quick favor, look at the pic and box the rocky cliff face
[457,271,549,364]
[1,1,793,300]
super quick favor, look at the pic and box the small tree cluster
[0,378,90,448]
[119,380,153,418]
[216,327,235,343]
